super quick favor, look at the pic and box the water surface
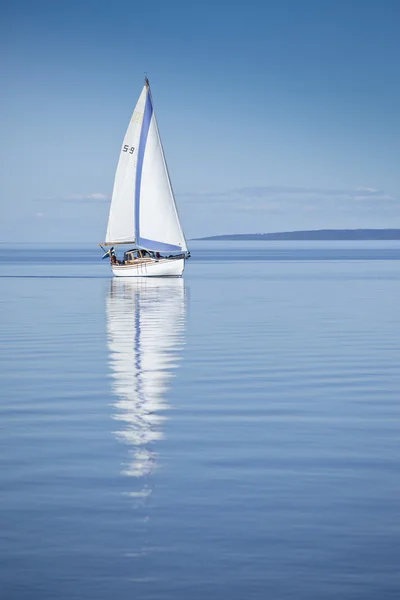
[1,242,400,599]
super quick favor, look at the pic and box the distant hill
[194,229,400,241]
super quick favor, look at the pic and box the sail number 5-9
[123,145,135,154]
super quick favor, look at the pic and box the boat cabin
[123,249,155,264]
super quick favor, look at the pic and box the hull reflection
[106,278,186,488]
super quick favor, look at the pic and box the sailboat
[100,78,189,277]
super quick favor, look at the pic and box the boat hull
[111,258,185,278]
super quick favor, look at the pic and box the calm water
[1,241,400,599]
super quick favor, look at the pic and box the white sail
[106,278,186,481]
[105,86,147,244]
[105,81,187,253]
[138,94,187,252]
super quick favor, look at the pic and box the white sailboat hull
[111,258,185,277]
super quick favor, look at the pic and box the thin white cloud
[179,185,398,210]
[353,194,396,201]
[68,193,109,201]
[35,193,110,203]
[237,201,282,213]
[355,186,380,193]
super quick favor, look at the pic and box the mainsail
[105,80,187,252]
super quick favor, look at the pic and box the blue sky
[1,0,400,242]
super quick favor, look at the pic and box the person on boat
[155,252,161,259]
[110,253,117,264]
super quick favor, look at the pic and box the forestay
[105,81,187,253]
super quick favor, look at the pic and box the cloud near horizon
[178,185,398,214]
[179,185,396,200]
[34,192,110,203]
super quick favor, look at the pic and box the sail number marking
[131,112,142,124]
[123,145,135,154]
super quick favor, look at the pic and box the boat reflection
[106,278,186,491]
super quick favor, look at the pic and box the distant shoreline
[193,229,400,241]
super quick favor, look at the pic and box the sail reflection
[106,278,186,486]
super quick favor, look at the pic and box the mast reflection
[106,278,186,490]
